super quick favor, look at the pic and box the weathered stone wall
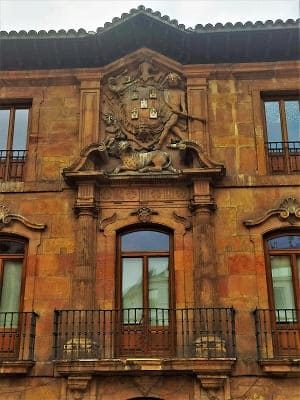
[0,59,299,399]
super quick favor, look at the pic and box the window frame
[0,102,31,181]
[262,93,300,175]
[264,231,300,315]
[0,236,27,316]
[117,226,174,314]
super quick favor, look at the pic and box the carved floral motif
[131,207,158,223]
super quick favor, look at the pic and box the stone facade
[0,7,299,400]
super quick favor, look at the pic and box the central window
[117,228,173,356]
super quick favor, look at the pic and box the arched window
[0,237,26,358]
[265,233,300,319]
[0,238,26,327]
[117,228,174,356]
[264,232,300,355]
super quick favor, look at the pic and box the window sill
[55,357,236,375]
[0,360,35,375]
[259,359,300,377]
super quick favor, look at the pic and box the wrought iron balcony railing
[0,312,38,361]
[254,309,300,360]
[265,141,300,174]
[0,150,27,181]
[53,307,236,361]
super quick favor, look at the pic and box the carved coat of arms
[102,61,188,151]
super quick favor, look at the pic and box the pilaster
[71,180,99,309]
[79,80,100,148]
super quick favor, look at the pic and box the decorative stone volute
[0,204,46,231]
[244,197,300,227]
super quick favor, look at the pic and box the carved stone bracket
[172,211,192,231]
[197,374,227,390]
[98,212,117,231]
[244,197,300,227]
[0,204,46,231]
[67,375,92,400]
[131,207,158,223]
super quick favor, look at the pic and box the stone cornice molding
[0,204,46,231]
[244,197,300,227]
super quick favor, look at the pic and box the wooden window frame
[117,226,174,313]
[0,103,31,181]
[264,232,300,312]
[0,237,27,314]
[264,231,300,356]
[262,93,300,174]
[116,226,175,356]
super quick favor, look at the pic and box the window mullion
[279,99,291,173]
[5,107,15,180]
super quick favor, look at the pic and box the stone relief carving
[102,60,192,150]
[131,207,158,223]
[99,60,206,175]
[106,139,180,174]
[0,204,46,231]
[244,197,300,227]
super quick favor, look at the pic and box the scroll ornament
[0,204,46,231]
[244,197,300,227]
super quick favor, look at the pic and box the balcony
[254,309,300,376]
[0,150,27,181]
[266,141,300,174]
[54,307,236,377]
[0,311,38,374]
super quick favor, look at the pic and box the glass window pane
[285,100,300,143]
[12,109,29,150]
[271,255,295,321]
[0,241,25,254]
[264,101,283,145]
[121,231,169,252]
[122,257,143,324]
[0,260,22,327]
[268,235,300,250]
[0,109,10,149]
[149,257,169,325]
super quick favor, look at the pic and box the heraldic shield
[121,83,164,144]
[102,60,188,150]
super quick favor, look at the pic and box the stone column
[190,179,218,308]
[71,181,99,309]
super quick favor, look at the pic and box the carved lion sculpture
[112,140,180,174]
